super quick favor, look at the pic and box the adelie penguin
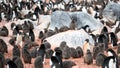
[59,41,67,49]
[22,44,31,64]
[0,52,5,68]
[53,47,63,68]
[102,56,118,68]
[62,45,71,59]
[97,33,109,50]
[6,59,18,68]
[84,49,93,65]
[76,46,84,57]
[0,39,8,54]
[93,43,105,59]
[50,56,61,68]
[12,56,24,68]
[45,49,54,59]
[70,47,79,58]
[29,29,35,42]
[34,56,43,68]
[102,49,119,68]
[43,40,51,49]
[13,45,20,57]
[39,31,45,40]
[109,32,118,47]
[0,26,9,36]
[96,52,106,66]
[62,60,76,68]
[37,44,46,62]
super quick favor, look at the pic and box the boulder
[102,1,120,25]
[48,11,72,30]
[49,11,103,31]
[45,29,94,48]
[69,12,103,31]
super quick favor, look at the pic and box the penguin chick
[84,49,93,65]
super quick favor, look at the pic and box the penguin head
[6,59,17,68]
[40,44,46,50]
[85,39,89,43]
[107,49,116,57]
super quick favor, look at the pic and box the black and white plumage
[50,56,61,68]
[12,56,24,68]
[84,49,93,65]
[6,59,18,68]
[102,56,117,68]
[34,56,43,68]
[53,47,63,68]
[106,49,119,68]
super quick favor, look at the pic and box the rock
[69,12,103,31]
[48,11,72,30]
[102,1,120,25]
[49,11,103,31]
[45,30,94,48]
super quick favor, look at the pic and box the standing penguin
[109,32,118,47]
[54,47,63,68]
[83,39,90,55]
[84,49,93,65]
[0,26,9,36]
[34,56,43,68]
[12,56,24,68]
[96,52,106,66]
[45,49,54,59]
[13,45,20,57]
[50,56,61,68]
[70,47,79,58]
[0,39,8,54]
[0,52,5,68]
[22,44,31,64]
[6,59,18,68]
[102,56,117,68]
[76,46,84,57]
[29,29,35,42]
[37,44,46,62]
[106,49,119,68]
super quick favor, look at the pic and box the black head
[86,49,91,54]
[107,49,117,57]
[85,39,89,43]
[6,59,17,68]
[40,44,46,50]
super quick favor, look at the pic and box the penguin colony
[0,0,120,68]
